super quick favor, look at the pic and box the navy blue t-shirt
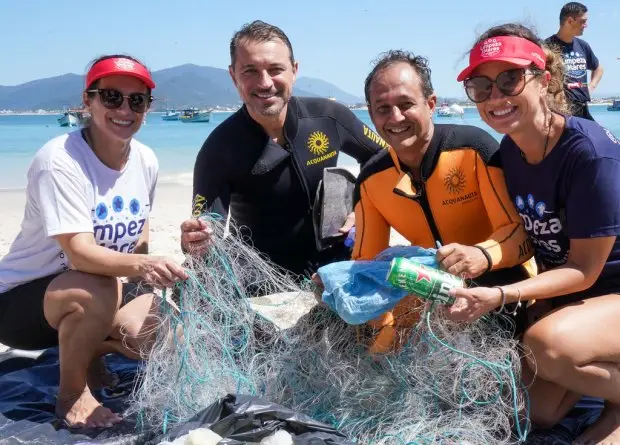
[501,116,620,302]
[545,35,599,105]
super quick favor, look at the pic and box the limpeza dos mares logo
[515,193,567,263]
[93,195,148,252]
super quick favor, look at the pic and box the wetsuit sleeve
[191,137,231,218]
[334,105,388,163]
[474,151,533,269]
[351,180,391,260]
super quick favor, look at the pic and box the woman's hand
[444,286,503,322]
[138,256,188,289]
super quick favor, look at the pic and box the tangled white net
[128,215,529,444]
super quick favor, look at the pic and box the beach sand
[0,184,191,263]
[0,182,409,353]
[1,181,408,262]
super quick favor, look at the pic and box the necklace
[520,112,554,163]
[541,112,554,159]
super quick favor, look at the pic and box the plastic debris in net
[149,394,354,445]
[158,428,222,445]
[317,246,438,324]
[260,430,294,445]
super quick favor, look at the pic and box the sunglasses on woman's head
[463,68,534,103]
[86,88,153,113]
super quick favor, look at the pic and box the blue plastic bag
[317,246,438,325]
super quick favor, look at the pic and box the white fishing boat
[437,103,465,117]
[57,109,86,127]
[162,109,181,121]
[180,108,212,123]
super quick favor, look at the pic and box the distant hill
[0,64,363,111]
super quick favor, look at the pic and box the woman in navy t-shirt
[453,23,620,443]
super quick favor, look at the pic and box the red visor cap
[85,57,155,89]
[457,36,546,82]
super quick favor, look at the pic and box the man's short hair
[229,20,295,68]
[364,50,434,105]
[560,2,588,25]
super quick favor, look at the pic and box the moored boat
[180,108,212,123]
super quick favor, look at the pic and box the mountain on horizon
[0,63,364,111]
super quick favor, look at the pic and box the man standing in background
[546,2,604,120]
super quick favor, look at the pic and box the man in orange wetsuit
[355,50,535,353]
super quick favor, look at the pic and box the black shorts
[0,274,147,351]
[0,274,62,350]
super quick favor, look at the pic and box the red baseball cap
[457,36,546,82]
[85,57,156,89]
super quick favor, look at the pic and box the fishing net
[128,214,530,444]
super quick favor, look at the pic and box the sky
[1,0,618,99]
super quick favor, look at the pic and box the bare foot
[87,356,119,391]
[574,403,620,445]
[56,388,122,429]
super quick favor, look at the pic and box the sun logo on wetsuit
[307,131,329,156]
[444,167,466,194]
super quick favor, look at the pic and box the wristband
[474,245,493,273]
[492,286,506,314]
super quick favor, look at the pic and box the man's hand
[180,218,213,256]
[311,273,325,303]
[588,83,597,94]
[338,212,355,235]
[436,243,490,279]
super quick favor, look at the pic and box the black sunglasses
[464,68,534,103]
[86,88,153,113]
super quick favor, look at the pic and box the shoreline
[0,102,615,116]
[0,175,195,193]
[0,163,364,260]
[0,164,362,192]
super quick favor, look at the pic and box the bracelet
[492,286,506,314]
[508,288,523,316]
[474,245,493,273]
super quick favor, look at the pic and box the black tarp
[149,394,355,445]
[0,349,353,444]
[0,347,606,444]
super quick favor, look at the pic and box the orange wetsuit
[352,124,534,352]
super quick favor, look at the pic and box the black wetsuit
[192,96,387,276]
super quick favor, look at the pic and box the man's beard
[253,90,289,116]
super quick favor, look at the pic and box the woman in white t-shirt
[0,55,187,429]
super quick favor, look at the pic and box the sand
[0,178,407,262]
[0,184,191,262]
[0,182,408,353]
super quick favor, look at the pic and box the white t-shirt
[0,130,159,293]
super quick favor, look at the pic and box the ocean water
[0,105,619,190]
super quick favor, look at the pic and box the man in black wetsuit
[180,20,386,277]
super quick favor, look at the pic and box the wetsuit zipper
[284,138,313,209]
[412,178,443,246]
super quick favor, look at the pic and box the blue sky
[1,0,618,98]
